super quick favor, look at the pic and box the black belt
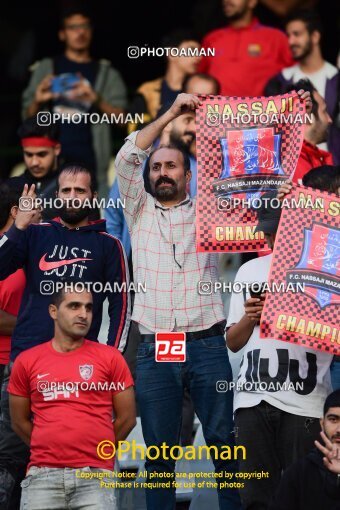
[140,322,226,343]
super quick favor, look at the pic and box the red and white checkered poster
[196,93,305,252]
[260,185,340,355]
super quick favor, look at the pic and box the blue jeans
[136,335,241,510]
[20,467,117,510]
[330,358,340,390]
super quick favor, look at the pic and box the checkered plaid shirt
[115,132,225,332]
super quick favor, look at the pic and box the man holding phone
[22,6,127,197]
[226,194,333,510]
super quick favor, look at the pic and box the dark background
[0,0,339,178]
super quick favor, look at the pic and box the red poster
[196,93,305,252]
[260,185,340,355]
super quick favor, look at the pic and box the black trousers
[234,400,321,510]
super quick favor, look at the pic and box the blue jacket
[0,219,131,360]
[105,180,131,257]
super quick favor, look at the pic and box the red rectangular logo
[155,333,186,362]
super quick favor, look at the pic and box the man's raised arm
[0,184,37,280]
[135,93,201,149]
[115,94,202,228]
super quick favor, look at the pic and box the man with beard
[269,390,340,510]
[116,93,242,510]
[0,164,130,509]
[288,79,333,184]
[105,104,198,440]
[198,0,293,96]
[159,106,197,196]
[265,10,340,164]
[106,104,198,254]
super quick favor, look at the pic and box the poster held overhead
[196,93,306,252]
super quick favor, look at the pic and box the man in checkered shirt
[116,93,241,510]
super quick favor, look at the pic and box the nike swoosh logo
[39,253,92,271]
[37,373,49,379]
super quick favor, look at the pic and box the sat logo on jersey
[286,223,340,308]
[79,365,94,380]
